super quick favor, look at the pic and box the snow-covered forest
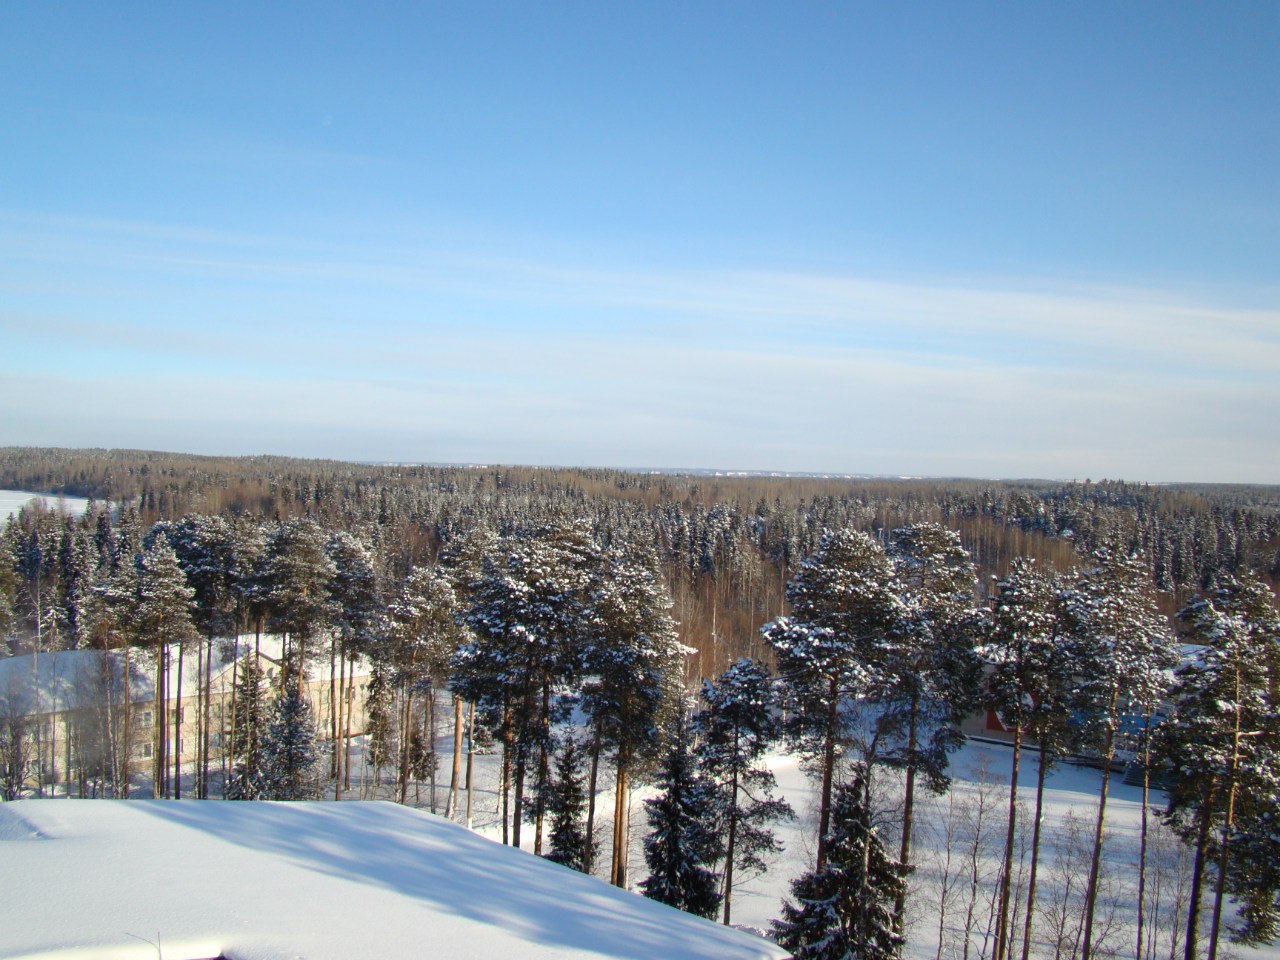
[2,447,1279,960]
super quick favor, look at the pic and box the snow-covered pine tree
[1067,547,1178,960]
[453,525,600,848]
[981,557,1067,960]
[542,736,594,872]
[1162,573,1280,956]
[162,515,241,798]
[136,535,198,798]
[694,657,792,925]
[761,529,900,870]
[773,769,907,960]
[325,531,383,795]
[384,565,464,807]
[260,518,337,688]
[582,543,685,885]
[639,717,723,919]
[880,523,982,934]
[260,683,319,801]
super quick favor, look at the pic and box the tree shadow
[133,800,781,960]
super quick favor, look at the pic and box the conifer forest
[3,446,1280,959]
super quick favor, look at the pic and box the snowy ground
[9,703,1277,960]
[0,799,785,960]
[419,732,1279,960]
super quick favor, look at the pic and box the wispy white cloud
[1,213,1276,481]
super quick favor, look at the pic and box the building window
[142,711,153,725]
[142,744,153,759]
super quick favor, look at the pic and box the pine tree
[136,536,198,798]
[326,531,384,794]
[543,737,594,872]
[880,523,982,934]
[260,684,319,801]
[582,544,685,885]
[453,526,600,848]
[639,718,722,919]
[694,657,792,925]
[260,518,337,687]
[384,565,464,807]
[774,771,907,960]
[762,529,900,869]
[981,558,1068,960]
[1161,573,1280,955]
[1068,547,1178,960]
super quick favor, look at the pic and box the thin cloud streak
[1,213,1276,482]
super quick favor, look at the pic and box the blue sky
[2,3,1277,481]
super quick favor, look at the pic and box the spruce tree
[639,718,722,919]
[260,684,319,800]
[543,737,593,872]
[226,654,269,800]
[773,771,907,960]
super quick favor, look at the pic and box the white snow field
[0,799,786,960]
[0,490,93,520]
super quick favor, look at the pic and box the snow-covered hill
[0,799,785,960]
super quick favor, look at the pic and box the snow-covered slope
[0,799,785,960]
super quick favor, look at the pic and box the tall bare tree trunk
[202,633,213,797]
[196,637,205,797]
[1184,781,1215,960]
[816,679,839,870]
[335,642,346,801]
[427,684,438,814]
[446,695,463,818]
[1136,730,1153,960]
[896,690,921,942]
[330,637,339,778]
[723,761,740,926]
[994,723,1023,960]
[513,747,526,848]
[1081,717,1118,960]
[174,640,184,799]
[465,701,476,829]
[398,686,413,805]
[500,734,511,845]
[584,719,602,874]
[1207,684,1243,960]
[121,645,131,798]
[1021,747,1050,960]
[610,762,629,887]
[343,653,354,792]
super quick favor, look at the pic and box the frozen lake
[0,489,93,520]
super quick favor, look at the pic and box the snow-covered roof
[0,799,785,960]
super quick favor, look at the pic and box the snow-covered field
[0,490,92,520]
[5,717,1276,960]
[0,799,785,960]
